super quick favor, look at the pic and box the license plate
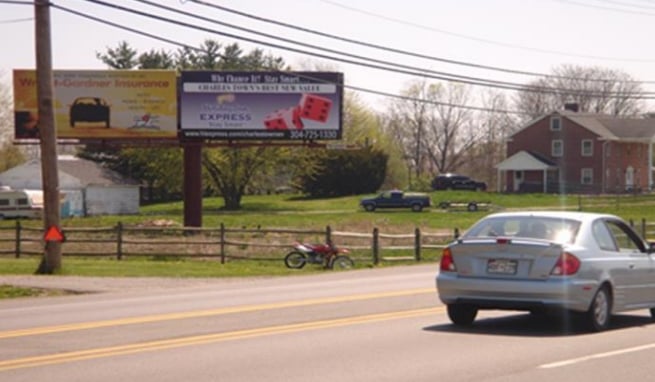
[487,259,517,275]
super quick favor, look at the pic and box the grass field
[2,190,655,283]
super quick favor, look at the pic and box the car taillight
[551,252,580,275]
[440,248,456,272]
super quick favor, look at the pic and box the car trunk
[450,238,564,280]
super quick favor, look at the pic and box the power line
[186,0,653,84]
[554,0,655,15]
[0,17,32,24]
[78,0,655,98]
[319,0,655,63]
[596,0,655,10]
[50,3,526,115]
[135,0,585,92]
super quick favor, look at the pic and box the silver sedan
[436,211,655,331]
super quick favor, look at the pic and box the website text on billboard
[180,71,343,140]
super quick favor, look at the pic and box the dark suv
[432,174,487,191]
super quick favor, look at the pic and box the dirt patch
[0,284,84,299]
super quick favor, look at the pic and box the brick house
[496,108,655,194]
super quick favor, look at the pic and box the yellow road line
[0,306,443,371]
[0,287,435,339]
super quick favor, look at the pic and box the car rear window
[464,216,581,244]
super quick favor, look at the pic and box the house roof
[0,156,139,189]
[514,111,655,142]
[496,150,558,171]
[57,156,140,186]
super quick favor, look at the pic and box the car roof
[482,210,620,222]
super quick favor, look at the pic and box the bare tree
[459,90,518,187]
[514,64,645,122]
[383,80,482,186]
[0,72,13,143]
[0,73,26,170]
[384,81,430,181]
[424,82,479,174]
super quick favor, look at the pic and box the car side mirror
[649,242,655,254]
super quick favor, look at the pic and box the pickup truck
[360,190,431,212]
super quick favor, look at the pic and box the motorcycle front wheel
[284,251,307,269]
[329,255,354,270]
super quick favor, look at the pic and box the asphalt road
[2,265,655,381]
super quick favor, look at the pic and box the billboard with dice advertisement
[180,71,343,140]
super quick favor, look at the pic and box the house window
[581,140,593,156]
[552,140,563,157]
[550,116,561,131]
[581,168,593,185]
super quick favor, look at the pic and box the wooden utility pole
[35,0,62,273]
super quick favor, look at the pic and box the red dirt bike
[284,242,354,269]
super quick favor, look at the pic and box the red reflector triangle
[44,226,65,242]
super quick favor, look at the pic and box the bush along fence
[0,221,458,265]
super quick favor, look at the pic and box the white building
[0,155,140,216]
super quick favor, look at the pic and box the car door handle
[629,263,635,269]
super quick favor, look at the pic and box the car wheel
[585,286,611,332]
[411,204,423,212]
[364,204,375,212]
[447,304,478,326]
[467,203,478,212]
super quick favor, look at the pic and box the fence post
[326,225,332,245]
[642,218,647,239]
[372,227,379,265]
[116,222,123,260]
[15,220,21,259]
[414,227,421,262]
[220,223,226,264]
[454,228,460,239]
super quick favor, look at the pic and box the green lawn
[2,190,655,282]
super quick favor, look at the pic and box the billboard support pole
[34,0,62,274]
[183,142,203,228]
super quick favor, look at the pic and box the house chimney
[564,102,579,112]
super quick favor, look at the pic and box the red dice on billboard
[298,94,331,123]
[264,106,304,130]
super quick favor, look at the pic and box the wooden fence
[4,217,655,265]
[0,221,458,265]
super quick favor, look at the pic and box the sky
[3,0,655,112]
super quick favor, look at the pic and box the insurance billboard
[13,70,178,140]
[180,71,343,140]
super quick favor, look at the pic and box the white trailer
[0,188,44,219]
